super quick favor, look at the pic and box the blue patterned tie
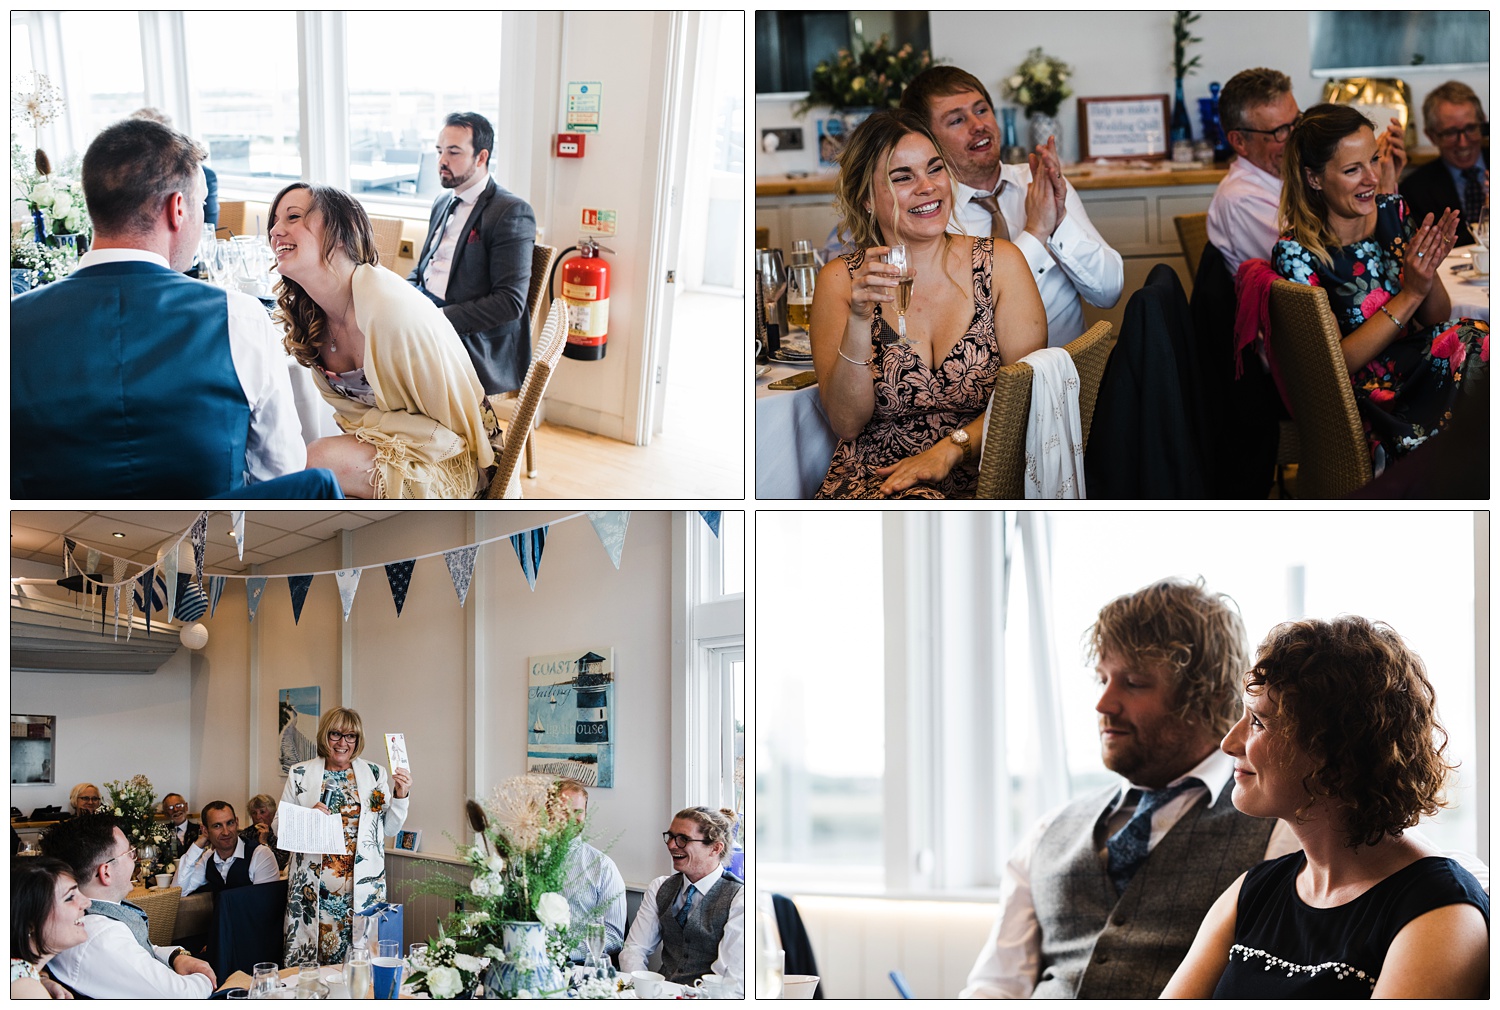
[1105,779,1198,895]
[675,884,697,928]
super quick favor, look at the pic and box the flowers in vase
[101,775,172,865]
[12,141,91,241]
[11,236,77,288]
[403,934,489,1000]
[1004,48,1074,118]
[796,35,936,115]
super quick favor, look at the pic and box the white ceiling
[11,510,405,575]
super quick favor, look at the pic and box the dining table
[1440,246,1489,322]
[755,360,837,499]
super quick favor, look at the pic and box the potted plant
[795,35,936,165]
[1003,48,1074,149]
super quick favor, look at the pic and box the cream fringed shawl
[311,263,495,499]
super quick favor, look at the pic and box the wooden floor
[514,420,743,500]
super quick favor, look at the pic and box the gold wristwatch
[950,428,973,465]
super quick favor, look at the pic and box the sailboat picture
[526,647,616,787]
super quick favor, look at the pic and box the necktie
[971,192,1008,240]
[675,884,697,927]
[1460,167,1485,230]
[1105,778,1198,895]
[423,198,464,285]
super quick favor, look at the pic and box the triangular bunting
[245,577,267,623]
[63,537,76,591]
[697,511,722,538]
[84,547,100,575]
[385,561,416,617]
[111,557,126,639]
[125,568,137,642]
[586,511,630,570]
[444,547,478,608]
[232,511,246,560]
[335,569,362,622]
[158,546,179,624]
[287,575,314,625]
[190,513,208,586]
[510,527,548,591]
[137,571,154,637]
[208,576,226,617]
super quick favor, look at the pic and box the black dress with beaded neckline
[1212,851,1488,998]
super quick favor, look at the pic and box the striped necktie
[1105,778,1199,894]
[971,192,1008,239]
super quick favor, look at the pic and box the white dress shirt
[949,165,1124,347]
[959,749,1299,999]
[563,839,628,960]
[1206,156,1284,277]
[421,173,488,301]
[74,247,306,483]
[619,866,745,997]
[173,836,282,895]
[47,902,213,999]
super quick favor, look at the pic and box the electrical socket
[760,127,804,152]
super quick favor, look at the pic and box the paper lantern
[180,622,209,651]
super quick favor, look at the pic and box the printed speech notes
[277,801,346,854]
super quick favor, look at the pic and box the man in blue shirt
[1401,81,1489,246]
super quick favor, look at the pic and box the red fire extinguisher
[559,237,612,360]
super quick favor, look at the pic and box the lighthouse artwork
[526,647,616,787]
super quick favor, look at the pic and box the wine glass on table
[584,920,607,977]
[884,243,914,344]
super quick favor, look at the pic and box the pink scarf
[1233,258,1293,415]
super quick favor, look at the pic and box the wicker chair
[976,320,1114,498]
[484,300,567,499]
[129,885,182,946]
[368,215,407,272]
[489,243,560,479]
[1174,213,1210,280]
[1266,280,1373,497]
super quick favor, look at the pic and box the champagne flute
[585,921,606,974]
[884,244,914,344]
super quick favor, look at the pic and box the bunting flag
[63,537,76,588]
[287,575,314,625]
[385,561,416,617]
[232,511,246,560]
[510,527,548,592]
[157,545,179,624]
[124,567,137,641]
[586,511,630,570]
[190,513,208,586]
[111,557,126,639]
[698,511,722,538]
[245,577,267,623]
[208,576,226,617]
[136,571,155,637]
[84,547,100,575]
[335,569,361,622]
[444,547,478,608]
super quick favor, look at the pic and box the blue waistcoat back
[12,261,251,497]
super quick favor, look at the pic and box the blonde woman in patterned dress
[278,707,410,965]
[810,109,1046,498]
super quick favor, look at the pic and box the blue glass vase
[1204,82,1231,161]
[1171,77,1192,143]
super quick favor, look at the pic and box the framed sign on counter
[1078,95,1171,161]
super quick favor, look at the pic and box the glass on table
[408,942,428,970]
[344,946,372,1000]
[251,961,279,997]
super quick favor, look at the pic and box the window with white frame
[757,510,1486,897]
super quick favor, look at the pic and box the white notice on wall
[277,801,346,854]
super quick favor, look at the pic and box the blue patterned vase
[482,920,565,999]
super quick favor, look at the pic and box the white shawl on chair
[1021,347,1086,499]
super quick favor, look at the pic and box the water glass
[408,942,428,970]
[224,988,249,999]
[251,962,279,997]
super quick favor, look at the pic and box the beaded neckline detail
[1228,944,1376,992]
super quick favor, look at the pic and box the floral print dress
[1272,194,1488,473]
[816,238,999,499]
[285,767,362,965]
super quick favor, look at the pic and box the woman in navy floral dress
[1271,103,1487,474]
[809,110,1046,498]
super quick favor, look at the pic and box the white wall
[755,11,1490,174]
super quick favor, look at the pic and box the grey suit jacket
[409,176,537,393]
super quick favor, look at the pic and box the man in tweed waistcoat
[962,578,1298,999]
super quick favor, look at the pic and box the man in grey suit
[409,111,536,395]
[961,577,1294,999]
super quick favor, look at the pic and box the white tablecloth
[1441,248,1489,322]
[754,362,837,499]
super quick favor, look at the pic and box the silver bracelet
[837,346,874,366]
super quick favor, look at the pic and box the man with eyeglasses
[160,791,200,859]
[40,814,217,998]
[1207,69,1303,275]
[1402,81,1489,246]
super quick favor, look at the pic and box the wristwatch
[168,947,188,969]
[949,428,973,465]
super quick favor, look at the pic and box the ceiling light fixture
[111,532,126,539]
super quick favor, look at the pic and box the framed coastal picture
[526,649,616,788]
[1077,94,1171,160]
[278,687,320,777]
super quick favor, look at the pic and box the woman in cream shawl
[268,182,495,498]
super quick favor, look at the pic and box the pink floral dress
[1272,194,1488,473]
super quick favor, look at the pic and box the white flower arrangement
[535,892,570,932]
[1002,48,1074,118]
[404,935,490,1000]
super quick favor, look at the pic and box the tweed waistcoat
[11,261,250,497]
[205,836,261,893]
[655,871,742,984]
[88,899,153,953]
[1031,782,1275,999]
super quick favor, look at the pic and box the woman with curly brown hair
[1163,616,1488,998]
[267,182,494,498]
[810,108,1045,498]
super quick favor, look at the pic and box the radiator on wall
[780,894,998,999]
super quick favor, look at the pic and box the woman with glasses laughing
[278,707,411,966]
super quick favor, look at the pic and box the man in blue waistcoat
[11,117,305,497]
[172,801,280,896]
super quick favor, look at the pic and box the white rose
[534,892,570,931]
[468,844,486,863]
[453,953,482,973]
[427,965,462,999]
[469,875,492,897]
[30,182,55,208]
[486,854,505,874]
[1008,75,1024,90]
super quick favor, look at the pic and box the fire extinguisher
[555,237,613,361]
